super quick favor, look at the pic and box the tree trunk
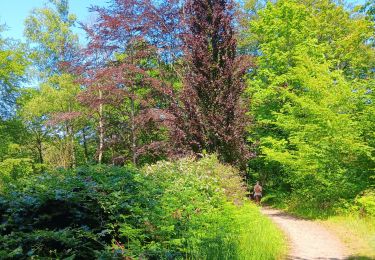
[36,138,43,164]
[70,124,76,168]
[82,127,89,163]
[65,123,76,168]
[130,96,136,166]
[129,43,137,166]
[98,89,104,164]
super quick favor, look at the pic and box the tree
[17,88,48,164]
[81,0,252,168]
[19,75,82,168]
[24,0,78,78]
[169,0,251,169]
[0,118,30,161]
[79,4,174,165]
[0,27,28,118]
[244,0,375,210]
[23,0,83,168]
[361,0,375,22]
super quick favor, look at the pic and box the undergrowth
[0,155,286,259]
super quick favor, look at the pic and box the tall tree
[23,0,82,168]
[244,0,375,210]
[19,75,82,168]
[24,0,78,78]
[170,0,251,169]
[79,3,175,165]
[0,27,28,117]
[83,0,252,168]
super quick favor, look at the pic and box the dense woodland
[0,0,374,258]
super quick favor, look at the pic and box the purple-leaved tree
[170,0,252,169]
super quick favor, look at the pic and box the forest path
[261,207,348,260]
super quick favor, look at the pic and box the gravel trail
[261,207,348,260]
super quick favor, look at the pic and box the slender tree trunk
[65,123,76,168]
[36,138,43,164]
[66,101,76,168]
[111,147,115,166]
[82,127,89,163]
[98,89,104,164]
[130,96,136,165]
[33,128,44,164]
[129,43,137,166]
[70,124,76,168]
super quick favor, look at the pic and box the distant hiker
[253,181,262,205]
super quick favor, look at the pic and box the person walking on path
[253,181,262,205]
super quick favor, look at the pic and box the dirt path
[261,207,348,260]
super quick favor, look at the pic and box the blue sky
[0,0,108,42]
[0,0,368,42]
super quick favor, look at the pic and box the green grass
[321,215,375,259]
[261,194,336,220]
[237,203,287,260]
[197,202,287,260]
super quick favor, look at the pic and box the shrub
[0,155,286,259]
[0,165,143,258]
[0,158,40,191]
[137,155,247,258]
[356,190,375,217]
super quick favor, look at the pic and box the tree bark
[82,127,89,163]
[98,89,104,164]
[70,124,76,168]
[130,96,136,166]
[65,122,76,168]
[36,137,43,164]
[129,43,137,166]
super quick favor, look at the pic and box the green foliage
[355,190,375,217]
[0,28,29,117]
[0,119,29,160]
[0,164,142,258]
[245,0,375,216]
[24,0,78,77]
[139,155,247,258]
[0,119,39,189]
[0,158,34,179]
[20,0,86,168]
[0,155,285,259]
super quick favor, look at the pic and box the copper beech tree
[77,0,251,167]
[170,0,252,169]
[77,0,177,165]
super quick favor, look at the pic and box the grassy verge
[321,215,375,259]
[235,203,287,260]
[189,202,287,260]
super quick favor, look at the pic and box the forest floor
[261,207,349,260]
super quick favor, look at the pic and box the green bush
[138,156,247,258]
[0,165,144,258]
[355,190,375,217]
[0,158,34,178]
[0,158,41,191]
[0,155,286,259]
